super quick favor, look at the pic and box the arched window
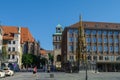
[57,55,61,61]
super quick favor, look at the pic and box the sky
[0,0,120,50]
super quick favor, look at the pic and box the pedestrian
[33,66,37,76]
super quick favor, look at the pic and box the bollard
[50,73,54,78]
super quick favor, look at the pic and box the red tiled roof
[69,21,120,30]
[21,27,34,43]
[1,26,35,43]
[40,49,46,55]
[2,26,19,40]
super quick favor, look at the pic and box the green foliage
[22,53,37,67]
[40,57,47,66]
[48,53,54,63]
[2,46,7,60]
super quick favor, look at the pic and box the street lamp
[85,49,88,80]
[85,49,92,80]
[94,56,97,73]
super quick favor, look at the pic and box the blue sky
[0,0,120,50]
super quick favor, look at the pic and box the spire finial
[79,14,82,27]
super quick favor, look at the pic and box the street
[1,71,120,80]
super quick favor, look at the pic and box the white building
[1,26,21,70]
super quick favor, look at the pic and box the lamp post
[85,49,88,80]
[95,57,97,73]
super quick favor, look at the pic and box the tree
[2,46,7,60]
[22,53,37,68]
[40,57,47,66]
[48,53,54,64]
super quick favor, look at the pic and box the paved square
[1,71,120,80]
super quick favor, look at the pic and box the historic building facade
[53,24,63,70]
[1,26,22,70]
[61,21,120,72]
[0,26,40,70]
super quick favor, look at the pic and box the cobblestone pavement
[1,71,120,80]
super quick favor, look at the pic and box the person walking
[33,66,37,76]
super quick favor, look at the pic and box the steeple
[79,14,84,37]
[56,24,62,33]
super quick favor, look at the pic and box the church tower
[53,24,63,70]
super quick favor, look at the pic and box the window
[95,24,99,27]
[84,24,87,27]
[57,55,61,61]
[8,41,11,44]
[57,36,60,41]
[13,47,15,51]
[104,37,107,43]
[57,28,61,33]
[86,37,91,43]
[92,37,96,43]
[103,31,107,35]
[12,55,15,59]
[91,30,96,35]
[85,30,91,35]
[114,46,119,52]
[99,56,103,60]
[53,36,56,41]
[98,38,102,43]
[69,29,73,34]
[114,31,119,35]
[55,36,57,41]
[92,45,97,52]
[59,36,61,41]
[13,41,15,44]
[104,45,108,52]
[69,56,74,62]
[105,25,108,28]
[105,56,109,60]
[88,55,91,60]
[93,56,97,60]
[116,56,120,61]
[69,37,74,42]
[109,38,113,43]
[86,45,91,51]
[8,47,11,51]
[98,45,102,52]
[69,45,74,52]
[98,30,102,35]
[74,29,78,34]
[114,38,119,43]
[8,55,10,59]
[110,56,114,61]
[75,38,78,42]
[110,46,113,52]
[108,31,113,35]
[54,45,57,49]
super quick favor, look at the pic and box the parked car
[3,68,14,76]
[0,70,5,78]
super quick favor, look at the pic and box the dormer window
[95,24,99,27]
[105,25,108,28]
